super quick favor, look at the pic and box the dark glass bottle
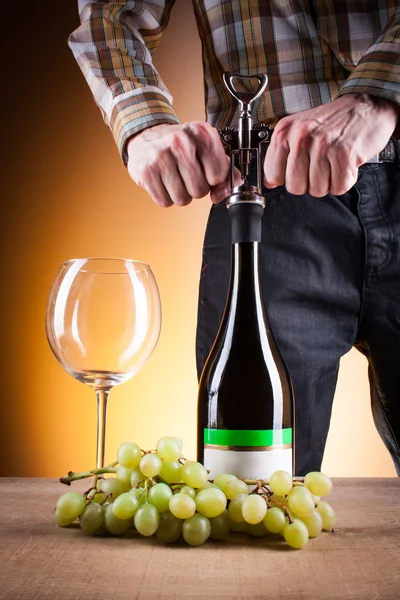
[197,202,294,480]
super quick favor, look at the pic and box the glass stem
[95,389,110,469]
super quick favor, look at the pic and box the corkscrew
[219,72,272,208]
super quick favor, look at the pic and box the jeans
[195,158,400,476]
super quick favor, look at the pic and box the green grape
[104,504,130,535]
[224,478,249,500]
[180,486,196,499]
[116,466,133,486]
[269,470,293,496]
[130,486,145,498]
[316,500,336,529]
[169,493,196,519]
[228,493,247,523]
[304,472,333,497]
[181,461,208,489]
[173,437,183,450]
[241,495,267,525]
[54,509,75,527]
[156,437,182,462]
[283,519,309,549]
[209,509,230,540]
[112,492,139,520]
[247,521,269,537]
[263,507,287,534]
[182,514,211,546]
[100,477,126,499]
[156,511,183,543]
[228,516,247,532]
[195,488,227,518]
[213,473,237,492]
[196,483,220,493]
[148,483,173,513]
[56,492,86,521]
[300,510,323,538]
[139,453,163,478]
[117,441,142,469]
[134,504,160,536]
[130,467,145,488]
[91,492,105,504]
[160,460,183,484]
[80,503,104,534]
[287,486,315,517]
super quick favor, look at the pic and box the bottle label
[203,428,293,480]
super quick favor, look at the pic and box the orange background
[1,0,395,477]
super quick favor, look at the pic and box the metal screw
[223,134,233,142]
[258,131,267,139]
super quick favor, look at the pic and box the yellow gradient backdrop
[1,1,395,477]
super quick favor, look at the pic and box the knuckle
[285,183,307,196]
[145,187,171,208]
[309,188,328,198]
[271,126,287,143]
[157,198,173,208]
[193,182,210,199]
[174,195,192,207]
[169,132,187,151]
[314,130,331,150]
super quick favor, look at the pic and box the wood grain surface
[0,478,399,600]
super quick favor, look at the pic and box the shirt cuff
[108,89,180,164]
[336,42,400,135]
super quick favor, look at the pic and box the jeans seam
[354,184,370,333]
[372,380,400,457]
[371,169,394,273]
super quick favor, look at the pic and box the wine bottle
[197,72,294,480]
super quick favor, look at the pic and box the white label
[204,447,292,480]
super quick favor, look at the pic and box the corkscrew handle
[223,72,268,122]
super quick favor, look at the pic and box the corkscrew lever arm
[223,72,268,181]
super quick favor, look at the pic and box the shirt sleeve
[337,8,400,114]
[68,0,180,163]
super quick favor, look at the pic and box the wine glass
[45,258,161,468]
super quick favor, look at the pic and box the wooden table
[0,478,399,599]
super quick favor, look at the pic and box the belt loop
[391,137,400,168]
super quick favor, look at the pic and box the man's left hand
[263,94,399,197]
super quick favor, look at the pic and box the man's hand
[127,122,231,207]
[264,94,400,197]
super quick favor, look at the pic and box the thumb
[210,162,243,204]
[210,181,230,204]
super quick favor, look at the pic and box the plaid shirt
[69,1,400,162]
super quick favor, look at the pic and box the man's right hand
[127,122,231,207]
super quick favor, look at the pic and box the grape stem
[240,479,303,487]
[59,462,118,485]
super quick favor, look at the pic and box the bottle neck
[228,203,264,298]
[227,203,264,317]
[229,202,264,244]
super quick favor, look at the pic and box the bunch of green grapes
[55,437,335,549]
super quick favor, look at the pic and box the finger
[161,159,192,207]
[210,181,230,204]
[263,130,290,188]
[144,172,174,208]
[210,159,242,204]
[285,144,310,195]
[177,152,211,200]
[308,144,331,198]
[328,146,358,195]
[185,122,229,187]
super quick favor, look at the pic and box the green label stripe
[204,428,292,447]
